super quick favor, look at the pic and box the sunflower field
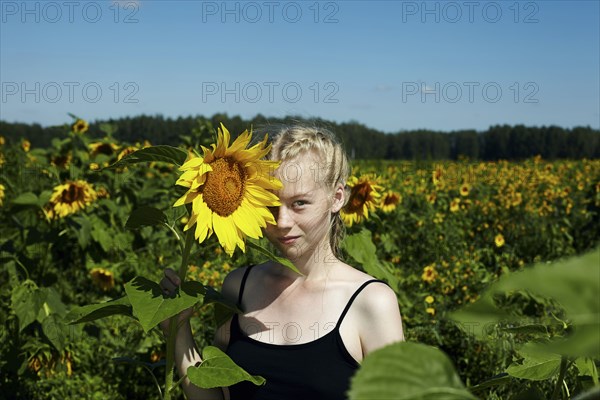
[1,119,599,399]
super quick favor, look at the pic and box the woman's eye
[292,200,306,207]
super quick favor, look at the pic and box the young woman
[160,126,404,400]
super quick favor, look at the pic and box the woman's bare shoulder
[221,262,271,302]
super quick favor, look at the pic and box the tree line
[1,113,598,160]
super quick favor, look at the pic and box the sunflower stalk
[164,229,195,400]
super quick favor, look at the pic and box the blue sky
[1,0,598,133]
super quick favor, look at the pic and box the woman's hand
[159,268,194,335]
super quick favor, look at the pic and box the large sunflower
[44,180,97,219]
[173,124,282,256]
[341,175,384,227]
[380,190,402,213]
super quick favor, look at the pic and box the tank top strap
[335,279,388,329]
[237,264,256,308]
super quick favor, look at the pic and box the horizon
[1,1,599,133]
[3,112,599,135]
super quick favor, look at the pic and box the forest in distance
[1,113,599,161]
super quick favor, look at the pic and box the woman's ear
[331,183,345,213]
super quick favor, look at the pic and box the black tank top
[225,265,386,400]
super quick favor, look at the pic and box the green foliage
[348,342,476,400]
[1,118,598,399]
[124,277,205,333]
[187,346,265,389]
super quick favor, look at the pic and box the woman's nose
[275,206,293,228]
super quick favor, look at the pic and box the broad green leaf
[247,240,300,274]
[42,314,67,351]
[66,296,133,324]
[104,145,188,170]
[11,282,43,332]
[72,216,92,249]
[506,344,562,381]
[35,287,68,321]
[91,223,114,252]
[342,229,399,289]
[125,206,169,230]
[450,246,600,358]
[575,358,599,384]
[124,277,205,332]
[187,346,265,389]
[11,192,40,206]
[348,342,476,400]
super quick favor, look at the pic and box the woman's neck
[282,240,340,282]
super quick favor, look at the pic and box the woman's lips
[278,236,299,245]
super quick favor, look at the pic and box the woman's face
[264,152,339,262]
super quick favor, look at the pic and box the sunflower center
[346,183,371,213]
[384,193,399,205]
[63,184,84,204]
[202,157,246,217]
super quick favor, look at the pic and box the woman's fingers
[160,268,181,295]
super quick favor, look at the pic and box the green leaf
[66,296,133,324]
[11,282,43,332]
[12,192,40,206]
[187,346,265,389]
[348,342,477,400]
[72,216,92,249]
[450,246,600,358]
[125,206,169,230]
[247,240,300,274]
[91,223,114,252]
[41,314,67,351]
[124,277,205,333]
[575,358,599,384]
[342,229,399,289]
[35,287,68,321]
[104,145,188,170]
[506,344,562,381]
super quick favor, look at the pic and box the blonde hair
[268,125,350,258]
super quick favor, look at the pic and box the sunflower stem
[164,229,195,400]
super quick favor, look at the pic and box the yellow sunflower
[51,152,72,169]
[459,183,471,197]
[44,180,97,219]
[22,139,31,152]
[421,265,438,283]
[341,175,383,227]
[117,146,138,161]
[88,142,119,158]
[90,268,115,291]
[494,233,505,248]
[380,190,402,213]
[449,197,461,212]
[173,123,282,256]
[72,119,89,134]
[0,184,5,207]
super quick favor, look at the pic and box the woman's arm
[357,283,405,356]
[160,269,225,400]
[168,321,224,400]
[160,266,247,400]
